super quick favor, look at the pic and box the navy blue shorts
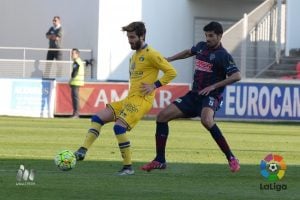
[173,91,223,118]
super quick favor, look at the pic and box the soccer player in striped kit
[74,21,177,175]
[141,21,241,173]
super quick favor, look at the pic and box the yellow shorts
[107,95,153,131]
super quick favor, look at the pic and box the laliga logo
[260,153,286,181]
[259,154,287,191]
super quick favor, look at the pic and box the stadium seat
[280,61,300,80]
[296,62,300,79]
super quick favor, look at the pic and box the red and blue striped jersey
[190,41,239,97]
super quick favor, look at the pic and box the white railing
[0,47,94,80]
[0,47,92,61]
[222,0,285,78]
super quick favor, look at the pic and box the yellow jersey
[128,45,177,101]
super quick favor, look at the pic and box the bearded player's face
[205,31,222,49]
[127,31,143,50]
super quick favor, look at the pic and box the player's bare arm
[166,49,193,62]
[199,71,241,96]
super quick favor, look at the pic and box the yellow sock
[82,121,102,149]
[116,133,131,166]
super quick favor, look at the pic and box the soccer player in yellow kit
[74,21,177,175]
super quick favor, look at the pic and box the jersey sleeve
[150,52,177,87]
[221,53,240,76]
[191,42,205,55]
[71,62,80,78]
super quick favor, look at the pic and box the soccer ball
[54,150,76,171]
[268,163,278,172]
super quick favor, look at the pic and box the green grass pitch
[0,116,299,200]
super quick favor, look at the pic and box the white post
[276,0,282,64]
[23,48,26,78]
[241,13,248,79]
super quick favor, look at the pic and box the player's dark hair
[72,48,80,54]
[122,21,146,40]
[203,21,223,35]
[53,16,60,21]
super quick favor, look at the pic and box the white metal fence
[222,0,288,79]
[0,47,93,80]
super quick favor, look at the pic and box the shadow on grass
[0,159,299,200]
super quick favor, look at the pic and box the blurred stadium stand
[221,0,300,80]
[0,0,299,81]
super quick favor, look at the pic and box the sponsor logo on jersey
[195,59,213,72]
[139,56,145,61]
